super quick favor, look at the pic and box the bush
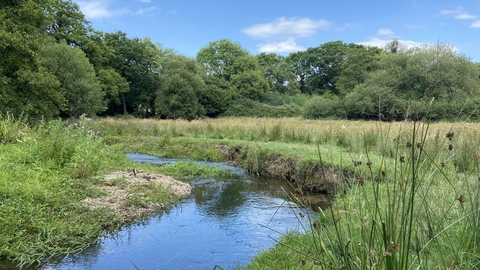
[220,98,300,118]
[302,95,344,119]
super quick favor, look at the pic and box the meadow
[1,115,479,269]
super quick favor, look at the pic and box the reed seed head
[446,132,454,141]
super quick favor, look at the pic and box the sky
[72,0,480,62]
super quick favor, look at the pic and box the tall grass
[245,120,480,269]
[0,115,154,267]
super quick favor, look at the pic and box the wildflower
[87,130,92,134]
[17,130,22,136]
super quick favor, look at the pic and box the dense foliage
[1,0,480,121]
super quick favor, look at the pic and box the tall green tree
[80,30,129,114]
[289,41,360,95]
[197,39,257,82]
[155,55,206,120]
[104,32,171,116]
[196,39,261,116]
[0,0,65,118]
[336,45,383,96]
[44,0,89,46]
[39,40,105,117]
[257,53,300,95]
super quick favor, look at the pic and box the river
[41,154,327,270]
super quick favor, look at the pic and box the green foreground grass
[1,115,479,269]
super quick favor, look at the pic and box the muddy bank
[216,144,350,195]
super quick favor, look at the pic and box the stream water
[40,154,327,270]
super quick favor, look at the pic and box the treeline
[2,0,480,121]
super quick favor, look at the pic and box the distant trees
[1,0,479,121]
[343,43,480,120]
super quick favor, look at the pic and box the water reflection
[40,154,327,270]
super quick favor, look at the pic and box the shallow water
[41,154,324,270]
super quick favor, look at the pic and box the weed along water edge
[42,154,323,269]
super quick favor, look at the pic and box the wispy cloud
[359,28,422,49]
[256,38,306,53]
[376,28,395,37]
[471,20,480,28]
[243,17,332,53]
[405,24,427,29]
[242,17,332,38]
[137,6,157,15]
[140,0,151,2]
[76,0,128,19]
[439,7,477,20]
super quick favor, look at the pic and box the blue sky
[72,0,480,62]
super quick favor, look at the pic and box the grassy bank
[89,117,479,269]
[0,115,229,268]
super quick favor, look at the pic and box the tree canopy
[2,0,480,121]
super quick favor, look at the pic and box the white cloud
[359,38,421,49]
[471,20,480,28]
[242,17,332,38]
[440,7,477,20]
[359,29,422,50]
[137,6,157,15]
[376,28,395,37]
[140,0,151,2]
[257,38,306,53]
[76,0,128,19]
[455,13,477,19]
[405,24,427,29]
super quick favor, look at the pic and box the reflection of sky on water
[42,155,319,270]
